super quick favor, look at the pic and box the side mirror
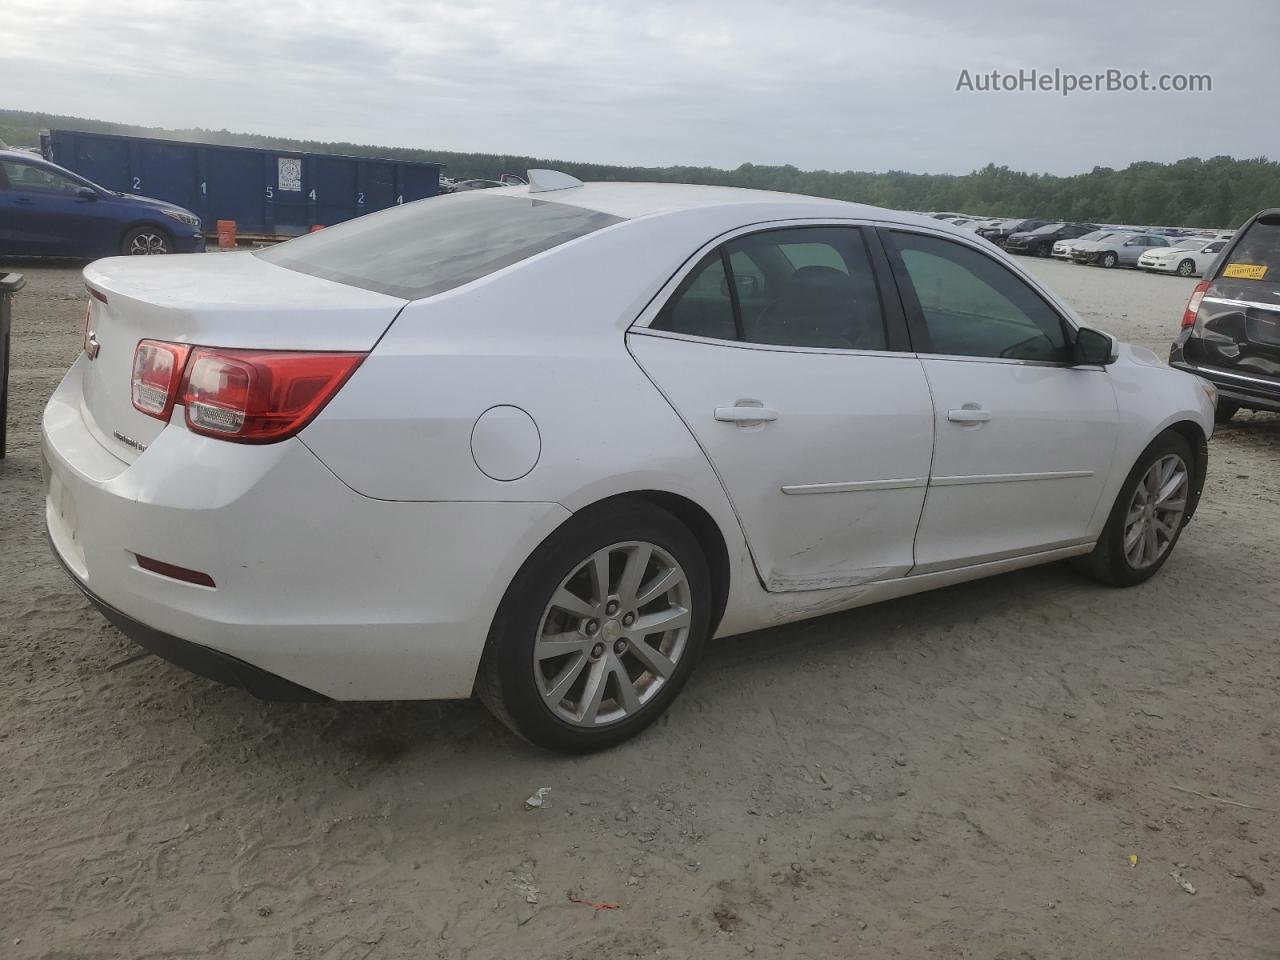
[1073,327,1118,366]
[75,187,98,201]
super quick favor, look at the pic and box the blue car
[0,149,204,258]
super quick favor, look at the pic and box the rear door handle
[13,198,34,205]
[715,402,779,424]
[947,407,991,423]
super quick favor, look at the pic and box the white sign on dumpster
[278,157,302,192]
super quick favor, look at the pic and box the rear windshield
[257,192,625,299]
[1225,215,1280,277]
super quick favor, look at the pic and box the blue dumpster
[41,129,443,238]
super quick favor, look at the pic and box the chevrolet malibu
[43,172,1215,752]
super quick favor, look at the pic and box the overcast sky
[4,0,1276,176]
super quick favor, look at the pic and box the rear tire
[121,225,172,255]
[1073,431,1194,587]
[1176,259,1196,278]
[1100,251,1118,268]
[1214,401,1240,424]
[477,499,711,753]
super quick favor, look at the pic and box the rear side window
[257,192,624,300]
[1222,215,1280,281]
[652,226,889,351]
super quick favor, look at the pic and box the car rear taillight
[179,348,365,442]
[1181,279,1211,329]
[131,340,192,420]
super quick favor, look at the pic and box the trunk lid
[80,252,406,462]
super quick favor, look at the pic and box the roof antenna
[527,169,584,193]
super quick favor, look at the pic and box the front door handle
[947,407,991,423]
[715,402,779,424]
[13,198,34,205]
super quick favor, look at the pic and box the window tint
[257,192,624,300]
[653,227,889,351]
[1,160,83,194]
[726,227,887,350]
[651,252,737,341]
[891,231,1069,363]
[1227,216,1280,276]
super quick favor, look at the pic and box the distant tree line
[1,108,1274,228]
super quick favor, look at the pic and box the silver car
[1070,232,1170,268]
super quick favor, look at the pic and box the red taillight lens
[1181,280,1211,329]
[179,348,365,442]
[131,340,192,420]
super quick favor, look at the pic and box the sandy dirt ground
[2,253,1278,959]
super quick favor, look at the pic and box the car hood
[115,191,200,220]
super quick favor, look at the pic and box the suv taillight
[1181,279,1211,329]
[129,341,365,442]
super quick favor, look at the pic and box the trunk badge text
[112,432,148,453]
[86,332,101,360]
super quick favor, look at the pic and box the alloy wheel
[129,232,169,255]
[1123,454,1189,569]
[534,541,692,727]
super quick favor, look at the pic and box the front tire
[1100,251,1118,269]
[477,499,712,752]
[1074,431,1194,587]
[122,225,173,255]
[1176,259,1196,278]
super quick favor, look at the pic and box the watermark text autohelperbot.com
[956,68,1211,97]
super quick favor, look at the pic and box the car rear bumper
[50,538,325,700]
[1169,359,1280,411]
[42,356,571,701]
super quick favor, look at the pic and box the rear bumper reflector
[134,553,216,588]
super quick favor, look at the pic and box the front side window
[257,192,624,300]
[652,226,889,351]
[0,160,83,194]
[891,231,1069,363]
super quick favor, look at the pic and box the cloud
[2,0,1276,174]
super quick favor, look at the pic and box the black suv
[1004,222,1099,257]
[976,218,1052,247]
[1170,209,1280,422]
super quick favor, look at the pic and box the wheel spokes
[632,606,690,635]
[542,651,589,707]
[550,587,597,620]
[627,637,676,679]
[615,543,652,608]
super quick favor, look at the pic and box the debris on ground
[524,787,551,809]
[1170,870,1197,895]
[1128,854,1139,867]
[569,895,621,911]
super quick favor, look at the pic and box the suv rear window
[257,192,624,299]
[1223,215,1280,279]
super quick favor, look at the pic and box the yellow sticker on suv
[1223,263,1269,280]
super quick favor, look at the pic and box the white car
[1053,229,1123,261]
[1137,237,1229,277]
[43,172,1215,752]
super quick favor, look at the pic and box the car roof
[488,180,941,228]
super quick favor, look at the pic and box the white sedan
[43,172,1215,751]
[1137,237,1229,277]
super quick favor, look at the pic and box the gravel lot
[2,253,1278,959]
